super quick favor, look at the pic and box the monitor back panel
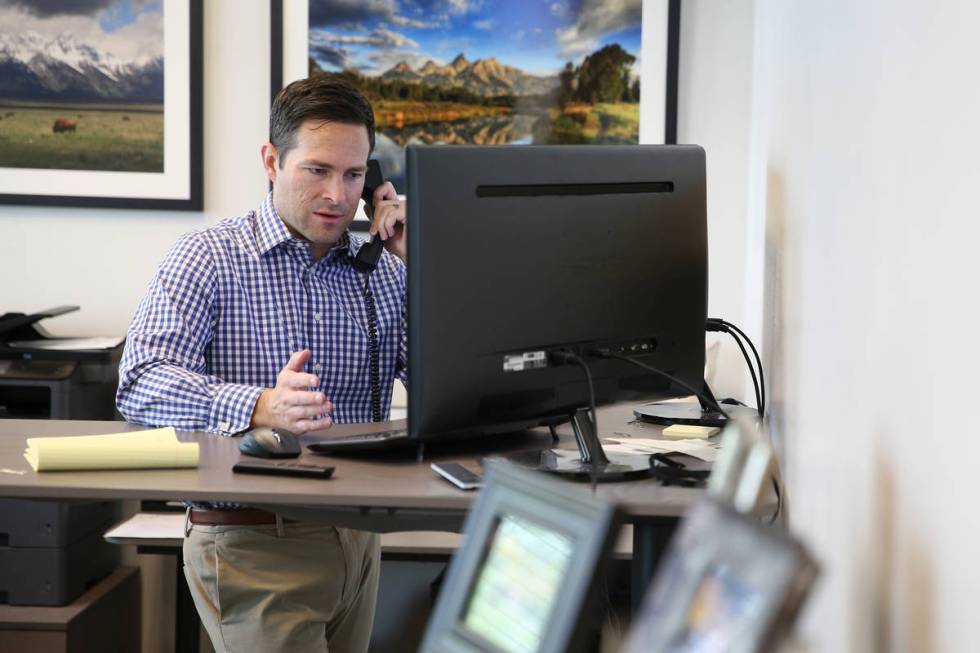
[407,144,708,441]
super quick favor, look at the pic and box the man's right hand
[250,350,334,433]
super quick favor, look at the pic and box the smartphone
[431,462,483,490]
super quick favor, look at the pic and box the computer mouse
[239,427,302,458]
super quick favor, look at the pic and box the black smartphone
[354,159,385,273]
[431,462,483,490]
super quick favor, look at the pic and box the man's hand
[369,180,406,262]
[250,350,334,434]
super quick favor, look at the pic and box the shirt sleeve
[115,233,263,434]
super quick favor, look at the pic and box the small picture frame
[625,498,819,653]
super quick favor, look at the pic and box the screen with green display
[460,513,574,653]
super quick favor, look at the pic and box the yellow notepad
[661,424,721,439]
[24,427,199,472]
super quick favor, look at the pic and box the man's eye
[307,167,325,175]
[348,172,363,180]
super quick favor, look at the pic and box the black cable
[710,321,762,417]
[552,351,600,491]
[595,351,730,420]
[716,318,765,416]
[769,476,782,525]
[707,318,779,521]
[361,274,382,422]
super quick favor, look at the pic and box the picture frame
[270,1,680,213]
[0,0,203,211]
[624,498,819,653]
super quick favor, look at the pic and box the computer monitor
[406,144,708,477]
[420,461,622,653]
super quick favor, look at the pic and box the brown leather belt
[189,508,279,526]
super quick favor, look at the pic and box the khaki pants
[183,520,380,653]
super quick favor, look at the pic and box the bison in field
[53,118,77,133]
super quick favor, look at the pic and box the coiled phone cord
[361,273,383,422]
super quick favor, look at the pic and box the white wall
[676,0,756,402]
[746,1,980,650]
[0,1,271,338]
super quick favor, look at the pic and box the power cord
[706,318,765,417]
[548,350,600,491]
[590,350,730,420]
[706,318,782,523]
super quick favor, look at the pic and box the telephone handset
[353,158,384,422]
[353,159,386,273]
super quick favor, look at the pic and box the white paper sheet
[9,336,125,351]
[602,437,720,462]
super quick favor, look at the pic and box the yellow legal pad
[24,427,199,472]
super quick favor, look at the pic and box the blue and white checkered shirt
[116,192,407,435]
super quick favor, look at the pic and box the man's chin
[313,222,351,246]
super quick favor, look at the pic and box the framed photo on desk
[0,0,203,211]
[270,0,680,195]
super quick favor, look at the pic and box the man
[117,76,406,652]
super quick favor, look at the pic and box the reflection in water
[382,113,539,147]
[373,113,540,193]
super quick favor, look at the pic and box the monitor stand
[633,380,757,427]
[506,407,652,481]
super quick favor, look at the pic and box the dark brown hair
[269,75,375,167]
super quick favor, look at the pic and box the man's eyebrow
[300,160,368,173]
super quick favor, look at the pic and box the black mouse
[239,427,302,458]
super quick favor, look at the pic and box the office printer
[0,306,123,419]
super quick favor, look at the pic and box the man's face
[265,119,370,258]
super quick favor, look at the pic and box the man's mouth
[313,209,344,222]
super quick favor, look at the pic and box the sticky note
[662,424,720,439]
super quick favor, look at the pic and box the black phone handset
[353,159,386,273]
[353,159,385,421]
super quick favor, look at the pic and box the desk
[0,406,701,610]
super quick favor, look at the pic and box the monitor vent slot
[476,181,674,198]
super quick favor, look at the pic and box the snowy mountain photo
[0,0,165,172]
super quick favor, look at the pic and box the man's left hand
[369,181,406,262]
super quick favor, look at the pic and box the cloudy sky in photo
[309,0,642,77]
[0,0,163,63]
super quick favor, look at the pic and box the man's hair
[269,75,375,167]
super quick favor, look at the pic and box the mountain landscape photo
[0,0,165,172]
[308,0,643,191]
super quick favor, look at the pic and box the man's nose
[320,174,344,203]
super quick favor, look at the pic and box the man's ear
[260,143,279,183]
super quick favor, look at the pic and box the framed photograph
[624,499,819,653]
[272,0,679,195]
[0,0,203,210]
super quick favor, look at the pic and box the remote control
[431,462,483,490]
[233,460,335,479]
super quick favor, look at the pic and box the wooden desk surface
[0,405,702,518]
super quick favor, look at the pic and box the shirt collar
[255,191,364,263]
[255,192,293,255]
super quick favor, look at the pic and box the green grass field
[0,103,163,172]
